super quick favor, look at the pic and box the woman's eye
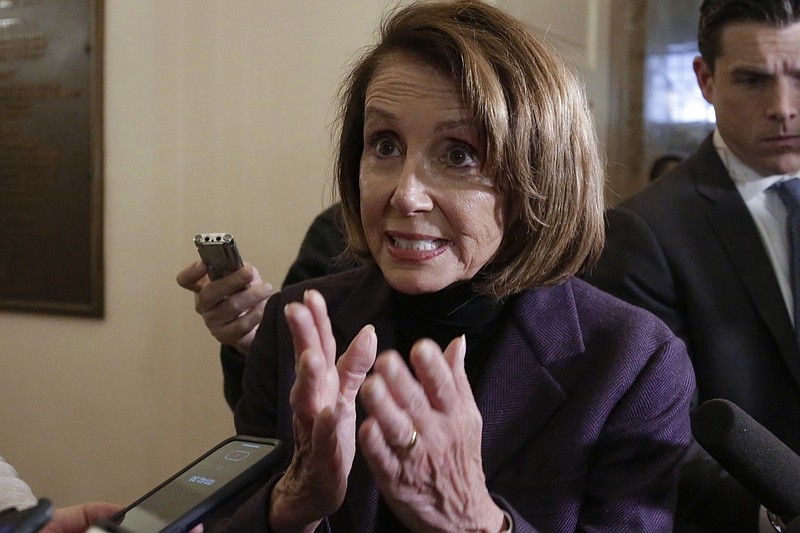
[446,145,477,167]
[375,138,399,157]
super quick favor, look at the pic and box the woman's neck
[394,281,508,385]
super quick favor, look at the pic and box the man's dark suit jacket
[219,203,354,410]
[216,266,694,532]
[585,135,800,532]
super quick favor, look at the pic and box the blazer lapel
[339,451,380,531]
[475,285,573,480]
[329,265,397,353]
[693,139,800,384]
[328,267,395,531]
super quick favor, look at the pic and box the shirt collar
[713,129,798,198]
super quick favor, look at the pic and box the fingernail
[384,355,399,378]
[416,341,433,363]
[367,376,384,400]
[367,418,381,440]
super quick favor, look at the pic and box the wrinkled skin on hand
[358,337,505,533]
[268,291,504,532]
[269,290,378,533]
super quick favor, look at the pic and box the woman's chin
[382,270,454,295]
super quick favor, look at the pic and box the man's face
[694,21,800,176]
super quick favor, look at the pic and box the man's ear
[693,56,715,104]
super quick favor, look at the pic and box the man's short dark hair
[698,0,800,70]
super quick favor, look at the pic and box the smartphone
[193,233,244,281]
[0,499,53,533]
[94,435,283,533]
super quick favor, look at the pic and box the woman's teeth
[392,236,443,251]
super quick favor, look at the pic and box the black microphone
[788,515,800,533]
[691,398,800,521]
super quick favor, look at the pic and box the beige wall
[498,0,611,156]
[0,0,609,509]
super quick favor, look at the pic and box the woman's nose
[389,157,434,215]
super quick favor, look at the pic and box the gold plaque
[0,0,103,316]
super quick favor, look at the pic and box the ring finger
[360,371,420,452]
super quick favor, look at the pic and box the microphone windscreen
[787,515,800,533]
[691,398,800,520]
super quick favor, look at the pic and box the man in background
[649,153,683,181]
[586,1,800,531]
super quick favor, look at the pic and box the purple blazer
[219,266,694,532]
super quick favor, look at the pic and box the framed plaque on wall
[0,0,104,317]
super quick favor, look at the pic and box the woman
[221,1,694,531]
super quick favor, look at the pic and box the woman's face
[359,55,504,295]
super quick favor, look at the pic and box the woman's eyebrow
[363,106,473,134]
[363,106,398,125]
[434,118,473,135]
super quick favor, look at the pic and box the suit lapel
[475,285,572,480]
[340,450,381,531]
[693,138,800,383]
[328,267,394,531]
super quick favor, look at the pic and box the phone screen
[113,439,279,532]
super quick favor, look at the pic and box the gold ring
[404,428,418,452]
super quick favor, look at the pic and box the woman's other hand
[358,336,506,532]
[270,289,377,533]
[176,261,273,354]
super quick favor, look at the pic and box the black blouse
[371,280,508,530]
[394,280,508,390]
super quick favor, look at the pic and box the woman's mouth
[391,236,446,251]
[387,233,449,260]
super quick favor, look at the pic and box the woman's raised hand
[358,336,506,532]
[269,289,377,533]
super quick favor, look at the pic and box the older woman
[220,1,694,531]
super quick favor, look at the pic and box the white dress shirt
[713,129,799,323]
[712,130,800,532]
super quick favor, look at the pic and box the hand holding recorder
[176,233,273,354]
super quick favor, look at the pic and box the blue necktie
[772,178,800,332]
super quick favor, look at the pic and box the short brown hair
[335,0,605,298]
[698,0,800,71]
